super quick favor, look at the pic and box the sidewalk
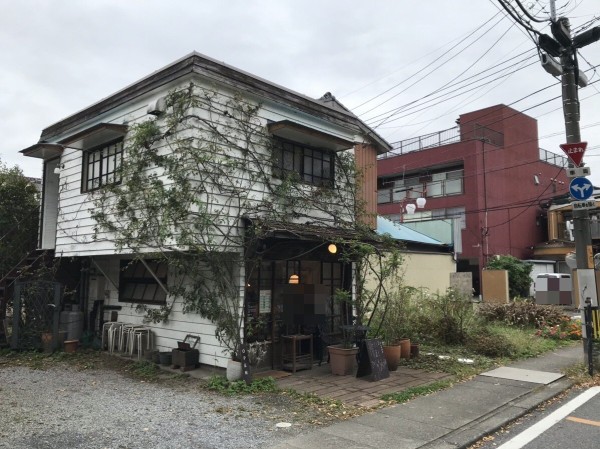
[269,345,582,449]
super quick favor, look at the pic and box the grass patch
[205,375,278,395]
[402,345,495,378]
[484,324,572,358]
[0,349,102,371]
[381,380,453,404]
[127,360,161,381]
[405,324,577,378]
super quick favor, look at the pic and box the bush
[466,327,514,357]
[536,316,582,340]
[477,300,567,328]
[410,288,476,345]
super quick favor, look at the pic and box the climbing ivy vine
[90,82,403,358]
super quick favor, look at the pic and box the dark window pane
[83,139,123,192]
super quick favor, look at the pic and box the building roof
[37,52,392,153]
[376,215,443,246]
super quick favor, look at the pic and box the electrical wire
[350,11,506,112]
[362,50,539,125]
[513,0,550,23]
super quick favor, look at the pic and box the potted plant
[373,286,415,370]
[327,324,362,375]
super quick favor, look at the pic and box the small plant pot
[410,343,420,358]
[159,351,172,366]
[226,359,243,381]
[145,349,158,362]
[64,340,79,353]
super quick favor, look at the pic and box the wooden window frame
[81,138,124,192]
[118,259,167,305]
[273,138,334,187]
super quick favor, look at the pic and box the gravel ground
[0,364,307,449]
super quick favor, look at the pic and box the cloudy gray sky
[2,1,600,184]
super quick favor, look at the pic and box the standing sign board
[356,339,389,381]
[560,142,587,167]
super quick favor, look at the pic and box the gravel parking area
[0,363,307,449]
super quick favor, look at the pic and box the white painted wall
[41,159,59,249]
[91,254,244,368]
[39,69,363,366]
[48,76,357,257]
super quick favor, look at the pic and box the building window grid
[83,139,123,192]
[119,260,167,304]
[274,139,334,187]
[378,169,463,204]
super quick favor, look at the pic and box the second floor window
[273,139,334,187]
[82,139,123,192]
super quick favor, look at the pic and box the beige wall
[365,251,455,296]
[399,252,455,293]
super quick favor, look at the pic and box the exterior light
[288,274,299,284]
[405,203,417,215]
[327,243,337,254]
[415,197,427,208]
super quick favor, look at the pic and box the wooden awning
[267,120,353,152]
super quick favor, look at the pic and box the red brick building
[377,105,569,294]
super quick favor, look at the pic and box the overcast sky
[1,1,600,185]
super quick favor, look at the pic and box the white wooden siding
[91,255,244,368]
[49,78,356,257]
[41,159,60,249]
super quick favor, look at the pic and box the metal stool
[130,327,152,359]
[107,322,125,354]
[119,324,141,353]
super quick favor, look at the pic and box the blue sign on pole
[569,177,594,200]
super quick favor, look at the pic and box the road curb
[428,378,575,449]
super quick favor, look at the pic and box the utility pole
[556,18,593,270]
[539,6,600,367]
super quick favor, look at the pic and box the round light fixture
[327,243,338,254]
[288,274,299,284]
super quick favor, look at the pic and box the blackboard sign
[239,344,253,385]
[356,339,389,381]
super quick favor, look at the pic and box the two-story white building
[21,52,391,369]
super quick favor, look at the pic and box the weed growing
[381,380,453,404]
[205,375,278,395]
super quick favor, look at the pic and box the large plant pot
[399,338,411,360]
[327,345,359,375]
[382,344,401,371]
[226,359,243,381]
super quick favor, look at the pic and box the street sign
[572,200,596,210]
[566,166,591,178]
[560,142,587,166]
[569,177,593,200]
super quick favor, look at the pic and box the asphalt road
[472,386,600,449]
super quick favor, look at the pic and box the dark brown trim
[20,143,63,160]
[268,120,353,152]
[59,123,128,149]
[38,52,391,153]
